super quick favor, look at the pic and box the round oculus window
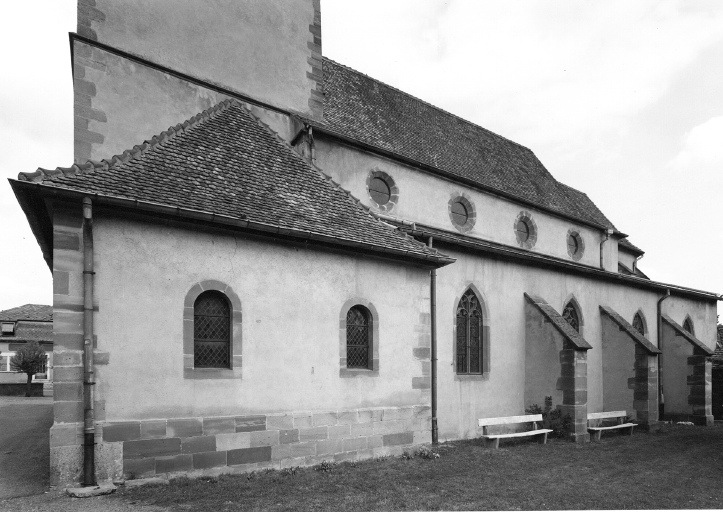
[568,234,579,254]
[450,200,469,226]
[514,212,537,249]
[566,230,584,260]
[368,176,391,206]
[516,219,530,242]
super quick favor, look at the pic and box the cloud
[325,0,723,155]
[669,116,723,170]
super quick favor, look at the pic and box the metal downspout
[657,289,671,421]
[82,198,96,486]
[599,229,612,270]
[428,237,439,444]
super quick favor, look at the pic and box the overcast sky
[0,1,721,318]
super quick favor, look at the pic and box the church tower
[73,0,323,163]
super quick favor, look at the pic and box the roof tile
[319,58,617,230]
[0,304,53,322]
[18,100,450,266]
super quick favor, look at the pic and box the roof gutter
[309,124,626,237]
[10,180,455,270]
[400,223,720,302]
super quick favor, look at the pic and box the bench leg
[629,426,634,436]
[594,430,602,442]
[493,438,500,450]
[540,432,548,445]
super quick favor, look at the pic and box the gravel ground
[0,490,169,512]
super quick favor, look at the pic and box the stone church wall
[77,0,322,120]
[72,39,303,165]
[313,138,617,271]
[74,214,432,483]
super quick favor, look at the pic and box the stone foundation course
[98,405,431,480]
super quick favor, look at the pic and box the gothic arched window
[346,306,372,369]
[562,301,580,333]
[456,289,483,374]
[683,317,694,335]
[632,312,645,336]
[194,291,231,368]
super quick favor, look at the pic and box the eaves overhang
[9,179,455,271]
[397,222,721,303]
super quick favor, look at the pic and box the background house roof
[0,322,53,344]
[0,304,52,322]
[15,100,451,267]
[318,58,617,231]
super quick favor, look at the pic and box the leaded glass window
[632,313,645,336]
[194,291,231,368]
[456,289,483,374]
[562,302,580,333]
[347,306,371,369]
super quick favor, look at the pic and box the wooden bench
[478,414,553,449]
[587,411,636,441]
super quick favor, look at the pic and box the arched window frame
[339,298,379,377]
[366,168,399,213]
[448,192,477,233]
[632,310,647,337]
[683,316,695,335]
[453,285,490,380]
[562,296,584,336]
[183,280,242,379]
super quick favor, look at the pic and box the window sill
[183,367,242,380]
[454,373,488,382]
[339,368,379,378]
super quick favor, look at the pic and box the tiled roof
[0,304,52,322]
[599,305,660,354]
[17,100,452,267]
[619,238,644,255]
[318,58,617,231]
[524,293,592,350]
[0,321,53,344]
[661,315,715,356]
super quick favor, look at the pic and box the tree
[10,341,47,397]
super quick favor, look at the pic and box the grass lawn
[113,423,723,511]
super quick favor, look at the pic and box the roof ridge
[236,102,444,258]
[18,99,236,183]
[322,56,531,153]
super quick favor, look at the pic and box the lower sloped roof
[524,293,592,350]
[12,100,452,268]
[661,315,714,356]
[599,305,660,354]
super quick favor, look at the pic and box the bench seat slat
[478,414,543,427]
[587,411,627,420]
[588,423,636,432]
[483,429,553,439]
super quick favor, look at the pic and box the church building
[9,0,720,487]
